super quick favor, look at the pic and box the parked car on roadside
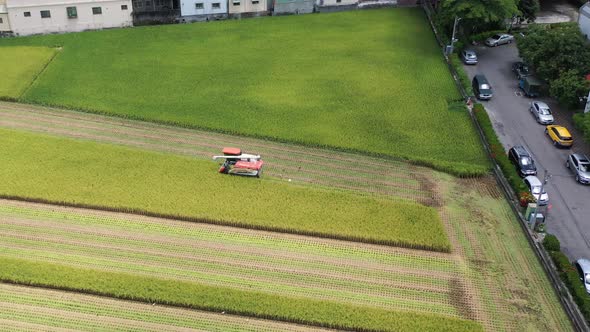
[524,175,549,205]
[566,153,590,184]
[485,33,514,47]
[575,259,590,294]
[508,145,537,177]
[472,74,493,100]
[512,61,530,80]
[545,125,573,148]
[461,49,478,65]
[529,101,554,124]
[519,76,542,98]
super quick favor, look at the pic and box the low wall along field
[0,8,488,175]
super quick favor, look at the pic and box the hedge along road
[0,101,440,207]
[462,42,590,260]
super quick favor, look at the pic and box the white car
[524,175,549,205]
[485,34,514,47]
[530,101,554,125]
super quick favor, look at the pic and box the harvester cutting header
[213,147,264,178]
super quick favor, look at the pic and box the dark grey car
[566,153,590,184]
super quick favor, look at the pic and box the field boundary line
[0,195,449,252]
[421,2,587,330]
[17,47,62,100]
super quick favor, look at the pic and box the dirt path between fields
[0,101,439,206]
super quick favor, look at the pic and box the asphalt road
[462,43,590,261]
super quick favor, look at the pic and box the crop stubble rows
[0,103,573,331]
[0,102,439,206]
[0,200,467,319]
[0,283,335,332]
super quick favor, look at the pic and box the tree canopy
[439,0,519,34]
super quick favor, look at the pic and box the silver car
[566,153,590,184]
[461,49,478,65]
[485,33,514,47]
[529,101,554,124]
[524,175,549,205]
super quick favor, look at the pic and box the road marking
[514,91,523,97]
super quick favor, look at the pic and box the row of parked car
[462,34,590,213]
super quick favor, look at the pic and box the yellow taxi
[545,125,573,148]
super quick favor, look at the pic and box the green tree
[518,23,590,82]
[549,70,589,109]
[518,0,540,22]
[439,0,519,35]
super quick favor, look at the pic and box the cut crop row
[0,257,483,332]
[0,283,334,332]
[0,200,466,317]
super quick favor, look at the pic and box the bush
[543,234,560,252]
[472,103,527,194]
[548,249,590,321]
[573,112,590,144]
[449,54,474,96]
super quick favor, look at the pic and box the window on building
[121,5,128,10]
[145,1,152,7]
[66,6,78,18]
[212,2,220,8]
[336,0,341,2]
[233,1,240,5]
[92,7,102,14]
[195,2,204,8]
[24,11,31,17]
[0,18,3,24]
[40,10,51,18]
[252,0,259,4]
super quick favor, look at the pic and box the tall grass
[0,128,451,251]
[0,46,57,99]
[0,9,488,175]
[0,257,483,332]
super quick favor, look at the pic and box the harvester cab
[212,147,264,178]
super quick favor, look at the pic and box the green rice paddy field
[0,8,488,175]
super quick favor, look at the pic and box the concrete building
[6,0,132,36]
[179,0,227,22]
[0,0,11,34]
[228,0,267,17]
[272,0,314,15]
[579,2,590,40]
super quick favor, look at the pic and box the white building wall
[0,2,10,32]
[6,0,132,36]
[228,0,266,14]
[180,0,226,16]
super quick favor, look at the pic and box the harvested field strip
[0,200,466,317]
[0,127,450,251]
[0,102,439,203]
[0,283,337,332]
[0,258,483,332]
[438,175,573,331]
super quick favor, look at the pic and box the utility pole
[446,16,461,55]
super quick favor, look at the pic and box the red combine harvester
[212,147,264,178]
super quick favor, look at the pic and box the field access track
[0,101,439,206]
[0,199,470,320]
[0,283,336,332]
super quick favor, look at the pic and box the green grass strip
[0,128,450,251]
[0,257,482,332]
